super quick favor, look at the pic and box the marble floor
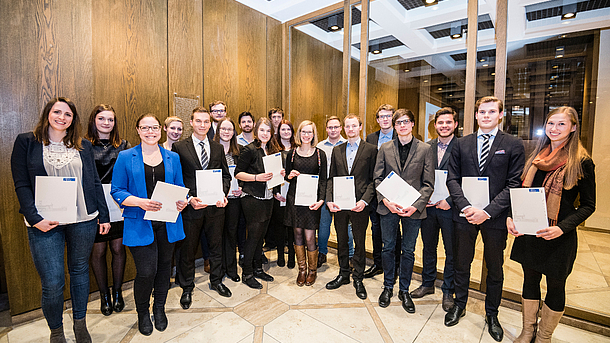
[5,249,610,343]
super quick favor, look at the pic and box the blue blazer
[111,144,186,246]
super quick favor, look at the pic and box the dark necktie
[479,134,490,172]
[199,141,209,169]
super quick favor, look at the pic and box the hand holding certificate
[196,169,224,205]
[333,176,356,210]
[509,188,549,235]
[262,153,284,189]
[35,176,78,224]
[376,171,421,213]
[144,181,189,223]
[294,174,319,206]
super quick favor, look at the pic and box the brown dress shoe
[410,285,435,299]
[305,249,318,286]
[204,259,210,273]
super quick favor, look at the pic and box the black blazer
[207,125,216,142]
[446,130,525,228]
[172,136,231,219]
[234,142,272,198]
[429,137,456,215]
[11,132,110,226]
[326,140,377,205]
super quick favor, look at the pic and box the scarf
[522,142,568,225]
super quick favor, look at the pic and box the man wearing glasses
[374,109,434,314]
[207,100,228,141]
[364,104,399,279]
[316,116,349,268]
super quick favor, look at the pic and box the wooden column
[342,0,352,117]
[494,0,508,111]
[359,0,370,136]
[463,0,479,135]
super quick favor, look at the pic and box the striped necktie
[199,141,209,169]
[479,134,491,172]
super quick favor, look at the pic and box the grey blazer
[373,137,435,218]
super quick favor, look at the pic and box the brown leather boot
[305,249,318,286]
[535,303,563,343]
[515,298,540,343]
[294,245,307,286]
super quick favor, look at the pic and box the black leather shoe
[378,287,393,308]
[363,265,383,278]
[113,288,125,312]
[317,253,327,268]
[138,311,153,336]
[242,274,263,289]
[210,283,232,298]
[100,291,113,316]
[398,291,415,313]
[442,293,455,312]
[410,285,435,299]
[227,274,241,283]
[326,275,350,290]
[253,269,274,282]
[239,254,244,267]
[485,315,504,342]
[444,305,466,327]
[353,280,367,300]
[261,254,269,264]
[180,290,192,309]
[153,307,168,331]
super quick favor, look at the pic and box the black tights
[90,238,126,293]
[294,227,316,251]
[522,266,567,312]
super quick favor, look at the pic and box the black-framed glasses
[138,125,161,132]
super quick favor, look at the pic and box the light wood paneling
[266,17,283,113]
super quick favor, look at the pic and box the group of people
[11,95,595,343]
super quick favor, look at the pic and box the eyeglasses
[138,125,161,132]
[395,119,412,126]
[219,127,234,132]
[211,109,226,114]
[301,131,314,135]
[378,114,392,120]
[327,126,341,130]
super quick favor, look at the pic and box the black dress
[284,148,327,230]
[510,158,596,279]
[92,139,130,242]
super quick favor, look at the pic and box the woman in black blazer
[11,97,110,343]
[508,106,596,343]
[235,117,284,289]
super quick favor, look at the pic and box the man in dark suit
[325,114,378,299]
[445,96,525,342]
[363,104,401,279]
[410,107,458,312]
[207,100,227,141]
[172,107,232,306]
[374,109,435,314]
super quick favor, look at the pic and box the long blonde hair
[522,106,589,189]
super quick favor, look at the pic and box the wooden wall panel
[266,18,283,113]
[366,67,399,136]
[237,4,267,118]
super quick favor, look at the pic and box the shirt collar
[380,129,393,139]
[322,136,346,146]
[347,137,361,148]
[477,126,499,138]
[192,134,208,146]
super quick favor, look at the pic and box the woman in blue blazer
[111,113,186,336]
[11,97,110,343]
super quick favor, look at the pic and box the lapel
[480,131,504,175]
[131,145,147,198]
[392,139,402,172]
[403,138,419,171]
[350,140,366,175]
[431,138,439,167]
[185,137,203,170]
[337,143,348,174]
[393,138,418,173]
[438,136,455,169]
[467,134,481,175]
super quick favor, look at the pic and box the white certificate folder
[376,171,421,210]
[196,169,224,205]
[35,176,77,224]
[144,181,189,223]
[429,170,449,204]
[333,176,356,210]
[294,174,319,206]
[510,188,549,235]
[262,153,284,189]
[462,177,490,210]
[102,184,123,222]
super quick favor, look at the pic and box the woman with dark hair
[85,104,130,317]
[214,118,243,282]
[270,119,296,268]
[235,117,284,289]
[284,120,327,286]
[508,106,596,343]
[11,97,110,343]
[111,114,187,336]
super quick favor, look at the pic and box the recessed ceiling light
[561,4,577,20]
[404,69,410,72]
[438,87,442,91]
[449,94,453,97]
[482,64,489,67]
[423,79,428,83]
[450,21,462,40]
[491,72,496,76]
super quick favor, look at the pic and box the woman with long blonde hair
[507,106,596,343]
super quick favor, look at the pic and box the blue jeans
[420,207,454,295]
[380,213,421,292]
[319,204,353,257]
[27,218,97,329]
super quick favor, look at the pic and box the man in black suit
[363,104,401,279]
[410,108,458,312]
[325,114,378,299]
[173,107,232,306]
[445,96,525,342]
[374,109,434,314]
[207,100,227,141]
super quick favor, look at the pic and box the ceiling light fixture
[423,0,438,7]
[404,69,410,72]
[561,3,577,20]
[327,15,341,31]
[371,43,381,54]
[450,21,462,40]
[438,87,442,91]
[555,46,565,58]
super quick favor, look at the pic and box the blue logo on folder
[212,170,221,173]
[346,176,354,180]
[529,189,540,192]
[477,177,486,181]
[312,176,318,179]
[63,178,76,182]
